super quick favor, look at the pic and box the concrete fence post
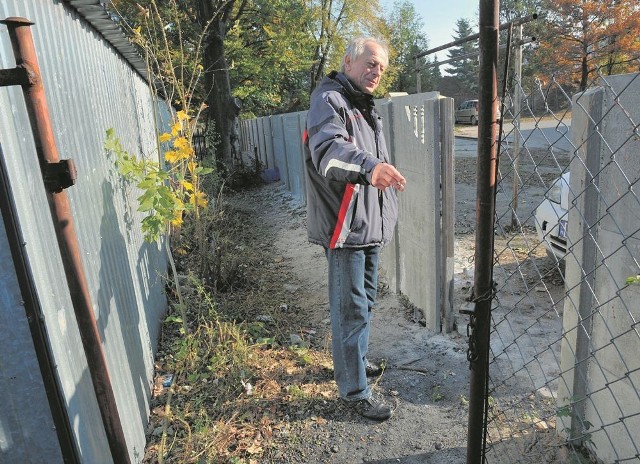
[440,97,455,333]
[557,86,604,443]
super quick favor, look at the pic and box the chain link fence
[477,63,640,463]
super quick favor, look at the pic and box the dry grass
[143,187,336,464]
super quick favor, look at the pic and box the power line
[412,13,538,60]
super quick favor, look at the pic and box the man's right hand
[371,163,406,192]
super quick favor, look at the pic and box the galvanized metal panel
[0,194,64,463]
[1,1,169,462]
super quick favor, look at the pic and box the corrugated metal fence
[0,1,169,462]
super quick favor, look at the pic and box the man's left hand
[371,163,406,192]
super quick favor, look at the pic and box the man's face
[344,42,387,95]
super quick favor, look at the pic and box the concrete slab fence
[240,92,456,333]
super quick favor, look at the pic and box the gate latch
[43,159,77,192]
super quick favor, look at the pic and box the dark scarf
[328,71,378,131]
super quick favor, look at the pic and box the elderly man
[303,37,406,421]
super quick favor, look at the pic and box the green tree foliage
[226,0,316,116]
[109,0,237,165]
[383,0,440,94]
[428,57,443,91]
[110,0,206,111]
[111,0,318,165]
[306,0,386,94]
[446,18,479,96]
[110,0,421,162]
[500,0,543,34]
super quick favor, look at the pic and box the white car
[535,172,570,261]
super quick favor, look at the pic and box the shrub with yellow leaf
[104,111,212,243]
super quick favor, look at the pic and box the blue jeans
[325,246,380,401]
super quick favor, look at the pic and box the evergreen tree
[413,49,443,93]
[498,0,544,99]
[446,18,479,97]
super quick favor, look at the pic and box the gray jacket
[304,71,398,249]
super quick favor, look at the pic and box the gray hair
[340,37,389,73]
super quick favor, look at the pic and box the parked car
[534,172,570,261]
[455,99,501,125]
[455,99,479,125]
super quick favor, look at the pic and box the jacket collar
[328,71,375,108]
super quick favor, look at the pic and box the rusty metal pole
[466,0,500,463]
[0,17,131,463]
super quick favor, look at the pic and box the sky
[381,0,480,63]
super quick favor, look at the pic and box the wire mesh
[480,64,640,463]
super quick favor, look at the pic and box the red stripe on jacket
[329,183,356,249]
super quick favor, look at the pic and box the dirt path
[221,125,569,461]
[228,183,471,463]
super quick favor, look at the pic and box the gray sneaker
[348,395,392,421]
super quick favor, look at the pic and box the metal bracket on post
[42,159,77,192]
[0,66,31,87]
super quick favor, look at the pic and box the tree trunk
[198,0,241,171]
[580,53,588,91]
[310,51,327,94]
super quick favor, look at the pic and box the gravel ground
[228,183,471,464]
[222,132,568,463]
